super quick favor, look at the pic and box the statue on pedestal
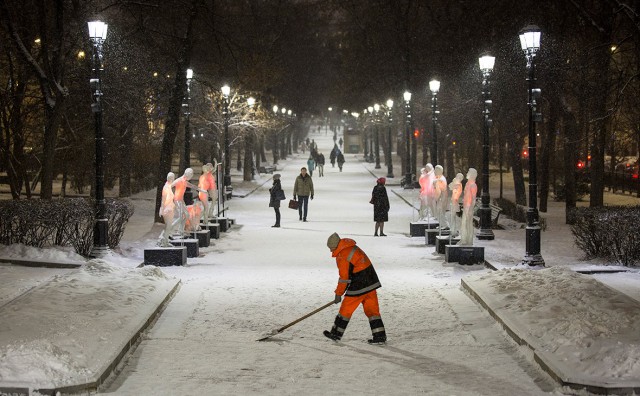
[158,172,176,247]
[171,168,201,237]
[448,173,464,237]
[198,161,218,225]
[433,165,448,228]
[458,168,478,246]
[185,198,204,233]
[418,163,435,221]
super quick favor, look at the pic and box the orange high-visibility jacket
[333,238,381,297]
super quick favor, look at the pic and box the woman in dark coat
[371,177,390,236]
[269,174,285,227]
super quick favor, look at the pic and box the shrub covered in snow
[569,206,640,267]
[0,198,134,257]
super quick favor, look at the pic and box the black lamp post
[181,68,193,172]
[281,107,288,160]
[477,55,496,240]
[386,99,394,178]
[272,105,279,164]
[367,106,374,162]
[520,25,545,266]
[374,103,381,169]
[429,80,440,165]
[88,20,109,258]
[221,84,231,187]
[403,91,413,187]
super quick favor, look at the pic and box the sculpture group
[158,161,219,247]
[418,164,478,246]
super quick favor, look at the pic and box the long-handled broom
[257,301,335,341]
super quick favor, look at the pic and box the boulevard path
[102,129,556,395]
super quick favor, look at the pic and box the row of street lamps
[351,25,544,266]
[88,19,543,266]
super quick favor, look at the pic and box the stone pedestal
[436,236,460,254]
[170,238,199,258]
[426,229,450,245]
[191,230,211,247]
[410,221,439,237]
[445,245,485,265]
[144,246,187,266]
[202,223,220,239]
[217,217,229,232]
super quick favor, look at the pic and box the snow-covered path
[102,129,555,395]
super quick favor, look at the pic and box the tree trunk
[562,99,579,224]
[510,132,526,205]
[243,132,254,181]
[154,0,200,222]
[539,99,558,212]
[119,124,133,197]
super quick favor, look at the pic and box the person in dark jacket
[268,174,285,227]
[371,177,390,236]
[330,145,338,168]
[324,232,387,344]
[293,167,314,222]
[337,151,345,172]
[317,152,325,177]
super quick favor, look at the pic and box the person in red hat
[370,177,390,236]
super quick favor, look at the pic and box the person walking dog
[324,233,387,344]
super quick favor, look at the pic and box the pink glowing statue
[418,163,435,221]
[433,165,448,228]
[158,172,176,247]
[198,161,218,225]
[171,168,201,237]
[458,168,478,246]
[448,173,464,237]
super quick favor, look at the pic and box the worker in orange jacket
[324,232,387,344]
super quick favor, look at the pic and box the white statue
[198,161,218,225]
[418,163,435,221]
[171,168,201,237]
[458,168,478,246]
[158,172,176,247]
[448,173,464,238]
[433,165,448,228]
[185,198,205,233]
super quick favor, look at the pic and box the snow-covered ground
[0,126,639,395]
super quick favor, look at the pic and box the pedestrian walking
[371,177,390,236]
[337,151,345,172]
[324,232,387,344]
[317,152,325,177]
[330,145,338,168]
[307,155,316,177]
[269,174,285,227]
[293,167,314,222]
[338,137,343,149]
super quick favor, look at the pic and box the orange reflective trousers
[338,290,380,319]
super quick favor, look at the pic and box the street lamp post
[281,107,287,160]
[362,109,369,159]
[374,103,381,169]
[477,55,496,240]
[88,20,109,258]
[247,97,256,178]
[520,25,545,266]
[367,106,374,162]
[181,68,193,172]
[272,105,279,165]
[386,99,394,178]
[221,84,231,187]
[403,91,413,187]
[429,80,440,165]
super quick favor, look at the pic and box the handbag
[276,189,286,201]
[288,199,299,210]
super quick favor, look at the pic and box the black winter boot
[368,315,387,344]
[324,314,349,341]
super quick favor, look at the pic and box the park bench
[473,199,503,229]
[259,165,276,174]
